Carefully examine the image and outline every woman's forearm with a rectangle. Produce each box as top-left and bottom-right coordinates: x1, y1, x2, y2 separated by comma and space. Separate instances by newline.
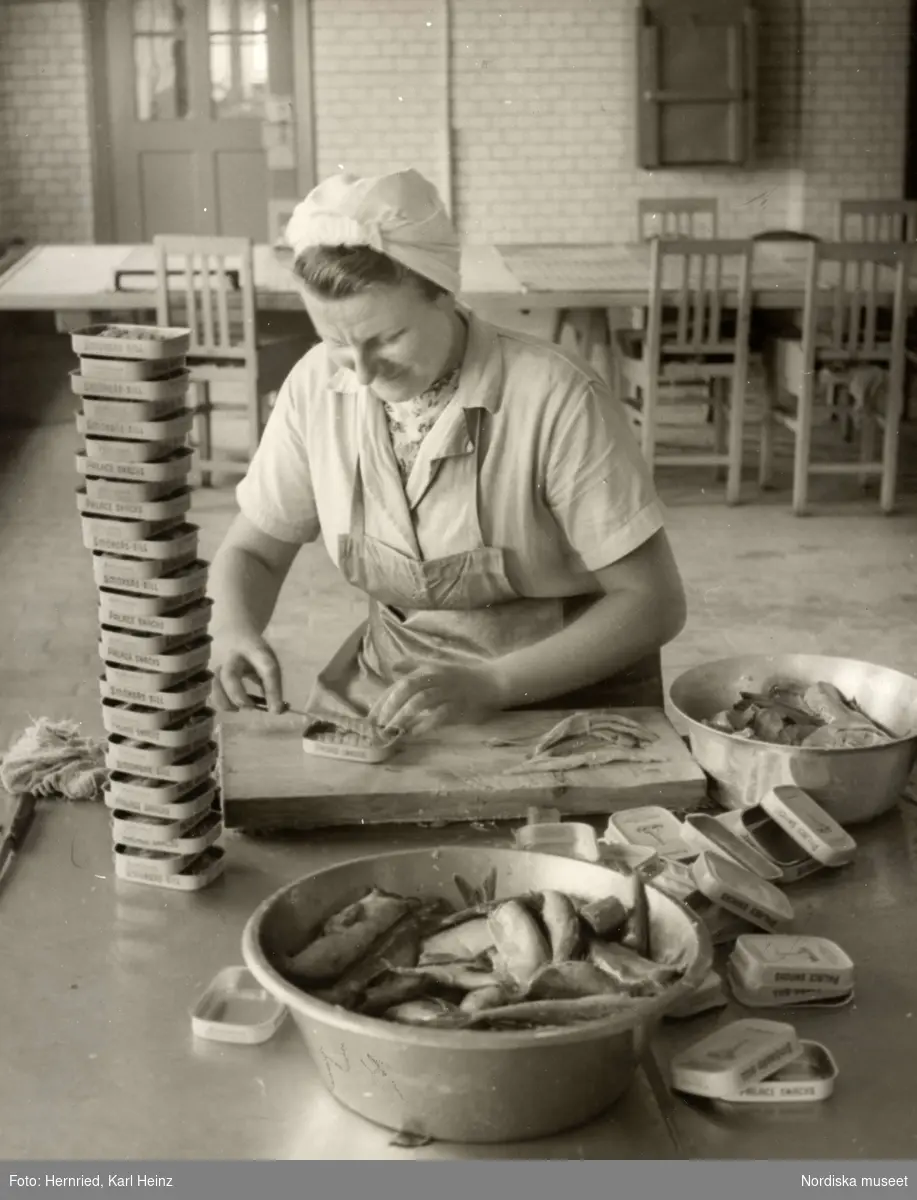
486, 585, 685, 710
209, 545, 285, 638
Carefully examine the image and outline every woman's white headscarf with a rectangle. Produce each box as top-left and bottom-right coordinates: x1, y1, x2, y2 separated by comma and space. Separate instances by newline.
285, 169, 461, 295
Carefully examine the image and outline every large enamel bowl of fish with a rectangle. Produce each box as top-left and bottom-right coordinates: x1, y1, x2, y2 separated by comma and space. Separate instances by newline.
669, 654, 917, 825
241, 846, 712, 1144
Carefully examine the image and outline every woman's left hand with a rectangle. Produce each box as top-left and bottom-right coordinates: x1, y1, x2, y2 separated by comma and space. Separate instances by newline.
369, 662, 505, 736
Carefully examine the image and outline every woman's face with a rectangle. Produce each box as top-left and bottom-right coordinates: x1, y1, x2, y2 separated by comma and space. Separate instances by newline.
300, 280, 459, 404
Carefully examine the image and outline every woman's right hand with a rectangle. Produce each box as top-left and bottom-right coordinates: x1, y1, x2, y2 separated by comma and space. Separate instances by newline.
211, 628, 286, 714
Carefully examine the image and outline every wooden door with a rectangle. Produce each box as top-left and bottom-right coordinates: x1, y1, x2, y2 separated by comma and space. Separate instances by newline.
104, 0, 295, 241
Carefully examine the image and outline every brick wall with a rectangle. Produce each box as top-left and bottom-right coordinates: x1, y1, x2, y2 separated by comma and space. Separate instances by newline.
797, 0, 911, 238
0, 0, 94, 243
0, 0, 910, 247
311, 0, 910, 244
312, 0, 449, 203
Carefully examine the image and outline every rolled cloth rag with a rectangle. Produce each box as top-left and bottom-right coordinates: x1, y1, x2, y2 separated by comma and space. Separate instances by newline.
0, 718, 107, 801
284, 168, 461, 294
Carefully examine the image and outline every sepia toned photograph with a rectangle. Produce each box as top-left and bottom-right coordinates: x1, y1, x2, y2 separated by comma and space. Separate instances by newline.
1, 0, 915, 1184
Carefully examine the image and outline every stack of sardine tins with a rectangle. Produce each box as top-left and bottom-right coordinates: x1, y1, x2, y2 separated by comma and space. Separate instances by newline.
71, 322, 224, 891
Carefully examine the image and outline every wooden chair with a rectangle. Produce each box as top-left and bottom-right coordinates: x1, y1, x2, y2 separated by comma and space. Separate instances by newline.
758, 241, 910, 515
838, 200, 917, 244
553, 199, 720, 372
840, 203, 917, 424
630, 200, 720, 376
638, 198, 718, 241
612, 238, 754, 505
154, 235, 315, 486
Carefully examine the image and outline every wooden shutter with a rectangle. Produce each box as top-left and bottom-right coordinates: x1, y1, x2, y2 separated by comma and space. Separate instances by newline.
637, 0, 757, 169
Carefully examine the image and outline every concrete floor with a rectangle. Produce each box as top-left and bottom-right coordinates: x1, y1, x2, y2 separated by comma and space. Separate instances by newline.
1, 312, 916, 747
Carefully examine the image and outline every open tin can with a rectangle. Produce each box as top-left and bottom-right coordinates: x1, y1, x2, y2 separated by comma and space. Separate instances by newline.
107, 741, 218, 787
103, 661, 198, 693
85, 474, 179, 504
76, 408, 194, 443
78, 486, 192, 525
726, 964, 854, 1010
191, 967, 286, 1045
71, 323, 192, 361
670, 1018, 801, 1099
99, 633, 212, 675
98, 585, 208, 619
716, 1040, 839, 1104
71, 366, 190, 403
79, 353, 185, 381
730, 933, 855, 991
77, 446, 194, 485
101, 700, 214, 746
105, 732, 215, 775
114, 844, 225, 891
100, 670, 213, 712
104, 778, 217, 822
112, 808, 222, 856
93, 554, 207, 594
83, 520, 199, 561
82, 434, 187, 464
99, 596, 212, 637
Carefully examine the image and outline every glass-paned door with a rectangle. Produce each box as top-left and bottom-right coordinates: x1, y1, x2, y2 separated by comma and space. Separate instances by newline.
105, 0, 293, 240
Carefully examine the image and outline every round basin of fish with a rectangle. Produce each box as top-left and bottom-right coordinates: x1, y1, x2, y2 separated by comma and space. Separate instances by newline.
241, 846, 711, 1144
669, 654, 917, 825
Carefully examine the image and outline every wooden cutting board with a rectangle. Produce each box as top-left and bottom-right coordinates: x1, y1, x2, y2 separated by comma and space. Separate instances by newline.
219, 707, 708, 831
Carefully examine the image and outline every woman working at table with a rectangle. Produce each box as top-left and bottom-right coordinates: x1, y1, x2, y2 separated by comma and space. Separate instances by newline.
208, 168, 687, 738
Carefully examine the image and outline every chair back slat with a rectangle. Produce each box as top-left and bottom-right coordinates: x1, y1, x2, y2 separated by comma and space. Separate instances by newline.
647, 238, 753, 359
710, 252, 723, 341
838, 199, 917, 244
153, 235, 256, 360
199, 255, 215, 347
638, 197, 718, 241
182, 258, 197, 344
216, 263, 232, 348
799, 241, 910, 369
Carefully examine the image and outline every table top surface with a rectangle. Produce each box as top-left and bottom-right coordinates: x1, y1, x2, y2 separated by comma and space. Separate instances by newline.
0, 240, 831, 313
3, 747, 917, 1160
0, 243, 524, 310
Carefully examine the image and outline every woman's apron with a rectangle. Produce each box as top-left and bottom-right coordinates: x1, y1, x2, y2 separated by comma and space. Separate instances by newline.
305, 407, 663, 729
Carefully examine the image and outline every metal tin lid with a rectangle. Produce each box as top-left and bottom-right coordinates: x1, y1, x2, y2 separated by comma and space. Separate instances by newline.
760, 786, 857, 867
602, 807, 694, 860
730, 934, 855, 992
191, 966, 286, 1045
669, 1018, 801, 1099
682, 814, 783, 881
691, 851, 794, 932
726, 963, 854, 1010
719, 1040, 839, 1104
515, 821, 601, 862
